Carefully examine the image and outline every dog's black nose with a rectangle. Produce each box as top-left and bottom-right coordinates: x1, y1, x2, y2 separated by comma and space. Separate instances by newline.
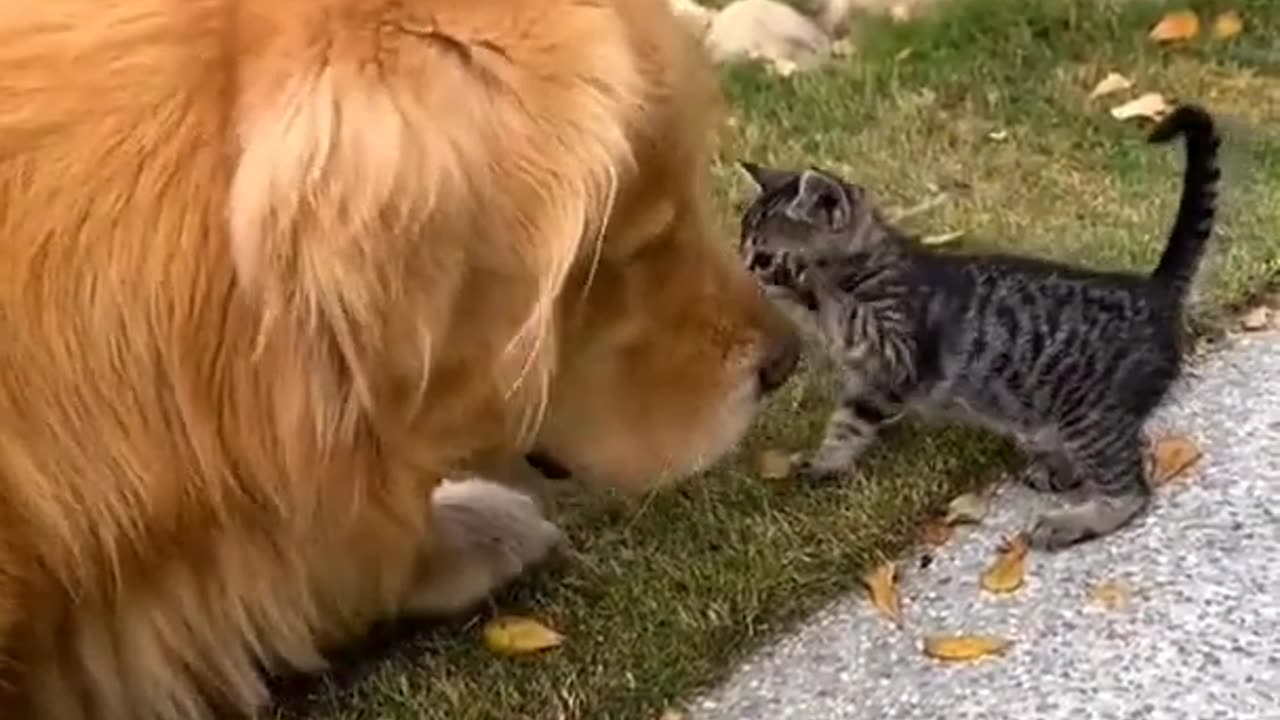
525, 451, 572, 479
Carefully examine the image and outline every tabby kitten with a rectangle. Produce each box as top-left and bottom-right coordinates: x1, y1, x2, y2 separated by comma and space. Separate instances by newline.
737, 104, 1221, 550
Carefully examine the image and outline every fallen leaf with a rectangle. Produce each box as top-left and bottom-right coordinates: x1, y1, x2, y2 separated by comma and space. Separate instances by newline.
980, 533, 1029, 595
1087, 580, 1136, 611
943, 492, 988, 525
1149, 10, 1200, 42
1240, 305, 1273, 331
757, 449, 793, 480
921, 516, 954, 546
863, 561, 904, 628
482, 615, 565, 657
1088, 71, 1134, 100
922, 634, 1011, 662
1110, 92, 1172, 122
1212, 10, 1244, 40
1150, 434, 1202, 486
920, 230, 965, 246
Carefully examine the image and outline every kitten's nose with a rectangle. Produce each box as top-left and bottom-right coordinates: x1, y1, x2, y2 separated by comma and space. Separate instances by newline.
759, 327, 801, 395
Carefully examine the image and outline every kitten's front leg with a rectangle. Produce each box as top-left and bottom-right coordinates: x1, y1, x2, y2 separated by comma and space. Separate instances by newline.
764, 284, 820, 337
794, 383, 902, 483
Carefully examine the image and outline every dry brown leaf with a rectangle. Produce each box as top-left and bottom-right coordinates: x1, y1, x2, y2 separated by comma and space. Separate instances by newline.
980, 533, 1029, 595
1110, 92, 1172, 122
1088, 72, 1134, 100
1149, 10, 1201, 42
482, 615, 565, 657
757, 449, 794, 480
944, 492, 988, 525
922, 634, 1011, 662
863, 561, 904, 628
1150, 434, 1202, 486
1212, 10, 1244, 40
921, 516, 954, 547
1240, 305, 1273, 331
1088, 580, 1136, 611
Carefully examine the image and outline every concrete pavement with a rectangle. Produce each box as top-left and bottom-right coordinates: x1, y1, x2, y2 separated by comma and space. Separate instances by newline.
691, 327, 1280, 720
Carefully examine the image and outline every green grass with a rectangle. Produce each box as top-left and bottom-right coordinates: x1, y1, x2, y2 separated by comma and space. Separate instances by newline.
275, 1, 1280, 718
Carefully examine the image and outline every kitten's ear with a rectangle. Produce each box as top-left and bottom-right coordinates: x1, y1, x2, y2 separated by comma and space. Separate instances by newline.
786, 170, 852, 230
738, 161, 796, 193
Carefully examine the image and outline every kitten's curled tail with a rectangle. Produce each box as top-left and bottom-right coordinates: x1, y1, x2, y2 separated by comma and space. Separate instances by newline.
1146, 103, 1222, 303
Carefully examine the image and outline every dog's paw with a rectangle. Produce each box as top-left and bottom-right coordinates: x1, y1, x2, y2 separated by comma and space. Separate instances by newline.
407, 479, 564, 615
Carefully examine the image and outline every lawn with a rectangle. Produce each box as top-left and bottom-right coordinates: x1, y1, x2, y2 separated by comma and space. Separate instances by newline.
273, 0, 1280, 718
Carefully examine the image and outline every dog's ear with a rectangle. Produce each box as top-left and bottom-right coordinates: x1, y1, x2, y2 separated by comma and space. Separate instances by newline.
738, 161, 796, 194
785, 170, 852, 230
226, 59, 449, 412
228, 67, 427, 296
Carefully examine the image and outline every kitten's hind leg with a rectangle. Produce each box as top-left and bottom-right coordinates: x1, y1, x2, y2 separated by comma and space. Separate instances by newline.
794, 385, 902, 483
1015, 449, 1082, 493
1027, 423, 1152, 551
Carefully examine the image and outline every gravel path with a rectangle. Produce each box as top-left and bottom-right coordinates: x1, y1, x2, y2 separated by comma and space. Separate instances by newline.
691, 328, 1280, 720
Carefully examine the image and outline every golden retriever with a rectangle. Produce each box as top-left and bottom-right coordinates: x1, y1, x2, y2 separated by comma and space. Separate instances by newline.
0, 0, 800, 717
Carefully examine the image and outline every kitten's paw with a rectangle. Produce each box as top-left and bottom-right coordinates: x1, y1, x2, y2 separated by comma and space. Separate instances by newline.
1028, 494, 1148, 551
791, 453, 847, 484
407, 479, 565, 615
1013, 456, 1082, 494
1027, 510, 1097, 551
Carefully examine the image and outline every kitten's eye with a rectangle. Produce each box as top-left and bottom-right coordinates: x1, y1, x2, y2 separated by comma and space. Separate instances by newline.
748, 251, 776, 272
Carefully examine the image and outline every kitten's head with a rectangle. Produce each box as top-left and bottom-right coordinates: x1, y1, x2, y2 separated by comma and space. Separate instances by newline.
736, 162, 878, 284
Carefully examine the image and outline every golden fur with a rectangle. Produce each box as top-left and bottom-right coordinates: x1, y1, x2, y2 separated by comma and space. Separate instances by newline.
0, 0, 799, 717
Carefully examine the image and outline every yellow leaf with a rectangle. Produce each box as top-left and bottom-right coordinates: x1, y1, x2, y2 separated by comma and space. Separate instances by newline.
921, 516, 953, 547
980, 533, 1029, 595
1088, 71, 1133, 100
1088, 580, 1136, 611
1109, 92, 1172, 122
1149, 10, 1200, 42
1150, 434, 1202, 486
1212, 11, 1244, 40
943, 492, 988, 525
863, 561, 904, 628
757, 449, 793, 480
922, 634, 1011, 662
482, 615, 565, 657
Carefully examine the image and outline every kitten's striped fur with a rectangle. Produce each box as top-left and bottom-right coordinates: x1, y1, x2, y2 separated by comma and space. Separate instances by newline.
738, 104, 1220, 550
